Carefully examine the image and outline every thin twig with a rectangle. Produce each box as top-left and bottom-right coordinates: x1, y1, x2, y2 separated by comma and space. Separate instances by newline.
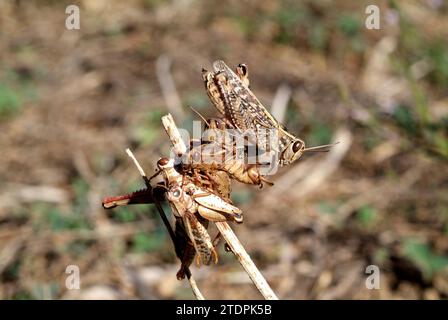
215, 222, 278, 300
161, 113, 187, 156
126, 149, 148, 180
161, 113, 278, 300
125, 148, 204, 300
156, 55, 185, 121
270, 83, 292, 124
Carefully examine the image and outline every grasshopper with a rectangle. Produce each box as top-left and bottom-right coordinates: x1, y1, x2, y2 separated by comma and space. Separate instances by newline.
181, 117, 273, 188
156, 157, 243, 274
185, 139, 272, 188
102, 157, 243, 279
202, 60, 333, 166
157, 157, 243, 225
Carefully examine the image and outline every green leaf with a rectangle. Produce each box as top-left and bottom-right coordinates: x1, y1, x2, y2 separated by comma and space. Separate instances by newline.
135, 109, 164, 145
45, 208, 90, 231
433, 132, 448, 158
338, 15, 360, 37
0, 85, 21, 118
72, 178, 90, 215
403, 239, 448, 279
308, 123, 333, 146
356, 205, 377, 227
427, 40, 448, 88
309, 24, 328, 50
115, 207, 137, 223
132, 232, 164, 253
317, 201, 338, 215
393, 105, 417, 134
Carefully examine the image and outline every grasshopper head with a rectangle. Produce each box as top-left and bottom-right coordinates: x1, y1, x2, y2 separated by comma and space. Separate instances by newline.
236, 63, 250, 87
280, 139, 305, 165
157, 157, 173, 170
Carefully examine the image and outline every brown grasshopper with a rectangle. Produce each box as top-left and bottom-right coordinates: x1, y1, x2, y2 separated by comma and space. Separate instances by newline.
202, 60, 333, 166
102, 156, 243, 279
157, 157, 243, 225
181, 117, 273, 188
156, 157, 242, 275
170, 155, 239, 279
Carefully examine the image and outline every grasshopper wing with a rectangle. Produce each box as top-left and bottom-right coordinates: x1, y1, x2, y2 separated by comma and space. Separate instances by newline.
212, 60, 281, 132
174, 218, 196, 280
182, 212, 217, 266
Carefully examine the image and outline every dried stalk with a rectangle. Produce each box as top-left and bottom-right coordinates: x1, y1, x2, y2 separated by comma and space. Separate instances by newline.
156, 55, 185, 121
161, 113, 187, 156
161, 113, 279, 300
125, 148, 204, 300
270, 83, 292, 124
215, 222, 278, 300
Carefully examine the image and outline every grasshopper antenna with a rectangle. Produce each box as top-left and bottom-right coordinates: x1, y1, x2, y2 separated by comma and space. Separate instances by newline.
189, 106, 210, 127
148, 169, 162, 182
303, 142, 339, 153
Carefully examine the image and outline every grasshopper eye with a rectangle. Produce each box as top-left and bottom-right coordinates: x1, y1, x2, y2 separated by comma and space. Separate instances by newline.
237, 64, 248, 76
292, 141, 304, 153
172, 188, 181, 198
157, 157, 169, 167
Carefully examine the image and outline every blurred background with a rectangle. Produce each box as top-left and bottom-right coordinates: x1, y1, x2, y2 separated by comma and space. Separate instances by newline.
0, 0, 447, 299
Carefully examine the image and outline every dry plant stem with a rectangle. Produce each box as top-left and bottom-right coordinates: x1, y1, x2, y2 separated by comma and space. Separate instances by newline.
156, 55, 185, 121
215, 222, 279, 300
161, 114, 278, 300
125, 148, 204, 300
184, 273, 205, 300
162, 113, 187, 156
270, 84, 292, 124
